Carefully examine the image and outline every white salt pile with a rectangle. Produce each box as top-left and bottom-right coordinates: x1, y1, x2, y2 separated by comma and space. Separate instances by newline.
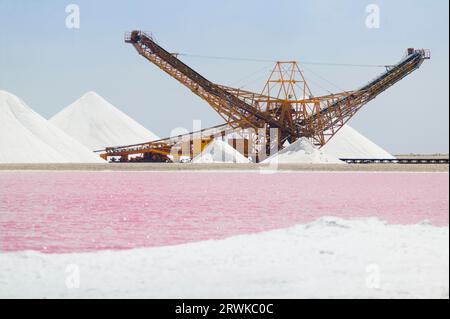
262, 137, 344, 164
323, 125, 395, 159
0, 90, 105, 164
192, 140, 250, 164
50, 92, 159, 150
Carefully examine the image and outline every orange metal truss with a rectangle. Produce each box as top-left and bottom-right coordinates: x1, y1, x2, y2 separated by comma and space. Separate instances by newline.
100, 31, 429, 162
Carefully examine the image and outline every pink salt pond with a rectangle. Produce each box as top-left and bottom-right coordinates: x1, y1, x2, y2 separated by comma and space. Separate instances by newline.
0, 171, 448, 253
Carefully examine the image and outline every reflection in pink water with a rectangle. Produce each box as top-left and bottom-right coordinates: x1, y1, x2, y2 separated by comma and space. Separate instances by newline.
0, 172, 448, 253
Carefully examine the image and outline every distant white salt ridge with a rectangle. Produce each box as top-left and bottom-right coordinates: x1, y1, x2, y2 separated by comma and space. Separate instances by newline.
192, 140, 250, 164
50, 92, 159, 151
323, 125, 395, 159
0, 90, 105, 164
262, 138, 344, 164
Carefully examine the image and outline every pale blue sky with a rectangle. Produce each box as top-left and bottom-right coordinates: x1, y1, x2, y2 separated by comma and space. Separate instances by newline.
0, 0, 448, 154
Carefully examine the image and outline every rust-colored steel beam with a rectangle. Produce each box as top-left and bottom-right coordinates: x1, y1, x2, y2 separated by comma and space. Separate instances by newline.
296, 49, 430, 146
125, 31, 296, 137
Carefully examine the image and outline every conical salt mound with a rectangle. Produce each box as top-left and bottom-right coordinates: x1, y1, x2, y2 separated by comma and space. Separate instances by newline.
262, 138, 344, 164
0, 90, 105, 163
192, 140, 250, 164
50, 92, 159, 151
322, 125, 395, 159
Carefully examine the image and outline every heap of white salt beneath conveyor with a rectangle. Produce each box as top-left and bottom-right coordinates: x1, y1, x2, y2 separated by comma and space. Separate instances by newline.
323, 125, 395, 159
0, 90, 105, 164
50, 92, 159, 151
262, 137, 344, 164
192, 140, 250, 164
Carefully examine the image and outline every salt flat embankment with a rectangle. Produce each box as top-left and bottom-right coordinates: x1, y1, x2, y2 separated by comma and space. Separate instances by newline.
0, 162, 447, 172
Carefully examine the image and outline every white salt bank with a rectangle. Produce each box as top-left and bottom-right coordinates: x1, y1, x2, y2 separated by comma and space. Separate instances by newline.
193, 140, 250, 164
1, 218, 447, 298
50, 92, 159, 151
0, 90, 105, 164
263, 138, 344, 164
323, 125, 395, 159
